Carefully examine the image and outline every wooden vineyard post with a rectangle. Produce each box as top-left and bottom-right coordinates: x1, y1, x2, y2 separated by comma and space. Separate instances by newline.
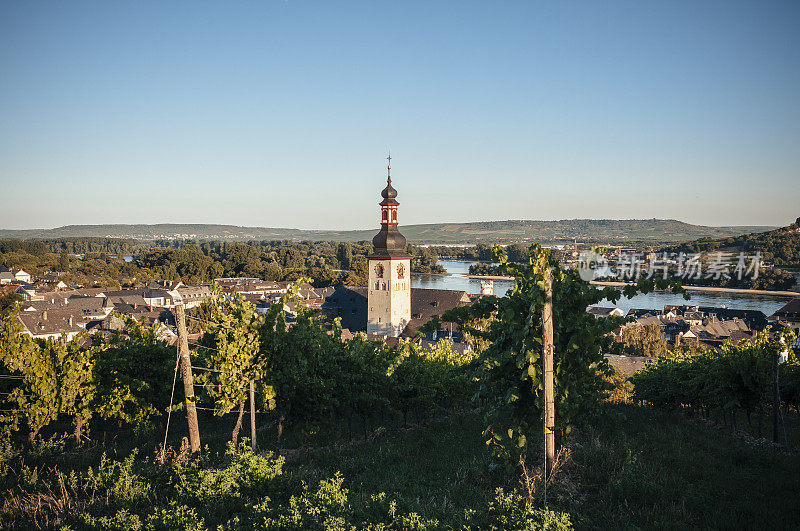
250, 380, 257, 451
176, 302, 201, 455
542, 267, 556, 476
773, 344, 780, 443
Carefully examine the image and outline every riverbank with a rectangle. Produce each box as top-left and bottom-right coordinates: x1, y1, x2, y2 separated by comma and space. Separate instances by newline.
422, 262, 793, 314
589, 280, 799, 298
462, 274, 798, 298
466, 274, 515, 281
457, 275, 800, 298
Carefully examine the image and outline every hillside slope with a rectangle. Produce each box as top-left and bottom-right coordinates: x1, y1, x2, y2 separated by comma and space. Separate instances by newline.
0, 219, 775, 244
664, 217, 800, 267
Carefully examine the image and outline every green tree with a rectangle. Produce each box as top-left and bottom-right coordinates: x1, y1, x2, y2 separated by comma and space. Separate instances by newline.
435, 244, 682, 465
620, 323, 668, 358
409, 245, 445, 274
58, 250, 70, 272
91, 318, 176, 427
199, 292, 267, 446
0, 314, 95, 443
337, 243, 353, 270
0, 293, 23, 315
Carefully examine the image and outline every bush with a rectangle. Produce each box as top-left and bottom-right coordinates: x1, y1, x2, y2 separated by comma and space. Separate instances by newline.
630, 327, 799, 423
1, 440, 572, 530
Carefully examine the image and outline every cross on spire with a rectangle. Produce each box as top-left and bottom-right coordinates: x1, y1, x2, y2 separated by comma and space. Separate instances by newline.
387, 150, 392, 183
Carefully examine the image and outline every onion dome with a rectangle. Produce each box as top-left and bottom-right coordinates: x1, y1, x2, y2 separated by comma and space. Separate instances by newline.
381, 179, 398, 201
372, 224, 407, 253
369, 154, 411, 259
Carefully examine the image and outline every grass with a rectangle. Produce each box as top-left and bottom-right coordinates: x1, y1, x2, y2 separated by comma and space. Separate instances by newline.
267, 404, 800, 529
7, 403, 799, 529
569, 404, 800, 529
707, 407, 800, 450
285, 411, 505, 525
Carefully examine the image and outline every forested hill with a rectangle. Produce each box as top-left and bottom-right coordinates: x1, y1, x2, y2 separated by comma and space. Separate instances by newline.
0, 219, 774, 244
664, 217, 800, 267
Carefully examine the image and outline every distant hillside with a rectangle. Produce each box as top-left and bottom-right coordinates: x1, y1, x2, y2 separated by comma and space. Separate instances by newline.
392, 220, 774, 245
663, 217, 800, 267
0, 220, 775, 245
0, 224, 309, 241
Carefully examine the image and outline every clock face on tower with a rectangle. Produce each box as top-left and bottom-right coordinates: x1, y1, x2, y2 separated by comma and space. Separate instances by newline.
397, 263, 405, 279
375, 263, 384, 278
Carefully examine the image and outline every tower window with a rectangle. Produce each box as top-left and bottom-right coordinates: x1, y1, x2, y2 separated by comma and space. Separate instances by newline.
375, 263, 384, 278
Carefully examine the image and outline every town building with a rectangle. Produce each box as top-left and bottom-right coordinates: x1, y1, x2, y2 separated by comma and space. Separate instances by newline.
322, 286, 471, 342
611, 305, 759, 351
215, 278, 287, 296
769, 298, 800, 332
176, 284, 212, 308
0, 266, 14, 284
11, 268, 31, 283
17, 308, 88, 341
626, 308, 661, 319
769, 299, 800, 351
21, 294, 114, 320
587, 306, 624, 318
366, 158, 412, 337
13, 283, 42, 301
322, 162, 472, 346
664, 305, 768, 331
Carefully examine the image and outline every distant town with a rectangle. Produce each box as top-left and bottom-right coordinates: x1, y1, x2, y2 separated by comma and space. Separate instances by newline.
2, 192, 799, 359
3, 264, 798, 356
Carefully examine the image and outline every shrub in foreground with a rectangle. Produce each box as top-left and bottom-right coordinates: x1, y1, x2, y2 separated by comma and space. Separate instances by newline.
1, 442, 571, 530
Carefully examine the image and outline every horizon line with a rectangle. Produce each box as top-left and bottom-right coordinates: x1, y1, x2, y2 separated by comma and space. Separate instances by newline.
0, 218, 782, 233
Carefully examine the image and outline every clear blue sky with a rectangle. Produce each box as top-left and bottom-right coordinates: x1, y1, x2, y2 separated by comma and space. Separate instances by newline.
1, 1, 799, 230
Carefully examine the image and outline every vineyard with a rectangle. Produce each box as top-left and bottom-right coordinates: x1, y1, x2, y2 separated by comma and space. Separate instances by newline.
0, 292, 479, 451
1, 245, 799, 529
630, 328, 800, 439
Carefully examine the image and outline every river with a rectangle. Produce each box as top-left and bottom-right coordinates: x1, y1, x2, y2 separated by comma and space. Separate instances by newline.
411, 260, 796, 316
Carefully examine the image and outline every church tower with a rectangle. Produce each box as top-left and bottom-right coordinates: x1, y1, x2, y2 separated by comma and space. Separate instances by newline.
367, 155, 412, 337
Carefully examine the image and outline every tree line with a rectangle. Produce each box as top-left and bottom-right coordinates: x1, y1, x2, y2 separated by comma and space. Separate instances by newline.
663, 216, 800, 268
0, 238, 446, 289
429, 243, 561, 264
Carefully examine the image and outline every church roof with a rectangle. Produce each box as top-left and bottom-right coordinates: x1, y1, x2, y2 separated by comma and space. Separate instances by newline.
321, 286, 368, 332
400, 288, 472, 338
371, 171, 410, 259
380, 180, 398, 203
322, 286, 472, 339
771, 298, 800, 321
371, 229, 410, 259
